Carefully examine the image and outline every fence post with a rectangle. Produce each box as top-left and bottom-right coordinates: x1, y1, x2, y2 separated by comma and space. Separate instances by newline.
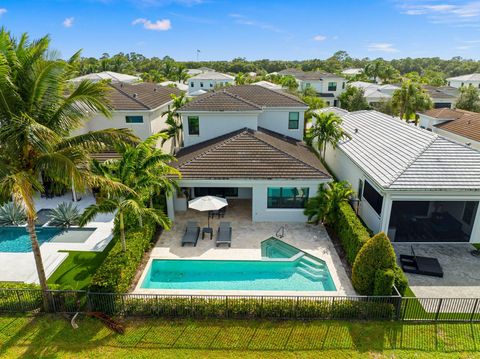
435, 298, 443, 322
225, 296, 228, 319
190, 295, 193, 318
470, 298, 478, 322
395, 295, 402, 321
260, 296, 264, 318
402, 297, 409, 321
121, 294, 126, 316
50, 291, 57, 313
16, 290, 24, 312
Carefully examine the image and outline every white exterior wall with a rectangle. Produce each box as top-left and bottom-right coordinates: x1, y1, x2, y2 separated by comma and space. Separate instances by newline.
188, 78, 235, 94
257, 108, 305, 140
181, 112, 259, 147
448, 80, 480, 89
417, 114, 449, 130
299, 78, 346, 104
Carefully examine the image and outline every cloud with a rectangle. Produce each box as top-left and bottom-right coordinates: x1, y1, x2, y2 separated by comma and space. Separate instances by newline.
0, 8, 7, 17
398, 1, 480, 25
367, 43, 399, 52
132, 18, 172, 31
313, 35, 327, 41
229, 13, 285, 33
62, 17, 74, 28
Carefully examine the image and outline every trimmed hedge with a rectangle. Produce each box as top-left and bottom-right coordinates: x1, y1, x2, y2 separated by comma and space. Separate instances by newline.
393, 265, 408, 296
90, 216, 157, 293
373, 269, 395, 296
332, 202, 371, 265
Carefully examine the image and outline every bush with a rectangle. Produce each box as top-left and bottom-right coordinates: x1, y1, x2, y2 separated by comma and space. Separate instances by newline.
393, 265, 408, 296
90, 214, 157, 293
333, 202, 371, 265
373, 269, 395, 296
351, 232, 396, 295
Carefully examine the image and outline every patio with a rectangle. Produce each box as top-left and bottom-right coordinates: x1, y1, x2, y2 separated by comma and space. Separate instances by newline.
136, 199, 355, 296
394, 243, 480, 298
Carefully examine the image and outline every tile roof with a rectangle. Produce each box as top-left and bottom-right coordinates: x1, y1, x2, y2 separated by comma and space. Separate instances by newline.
69, 71, 141, 83
427, 109, 480, 143
174, 128, 330, 180
189, 71, 235, 80
422, 85, 456, 99
447, 73, 480, 82
179, 85, 307, 112
107, 83, 183, 110
336, 110, 480, 191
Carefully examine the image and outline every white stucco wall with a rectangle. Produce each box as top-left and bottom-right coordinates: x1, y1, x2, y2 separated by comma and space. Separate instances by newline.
298, 78, 346, 101
448, 80, 480, 89
181, 112, 259, 147
257, 108, 306, 140
417, 114, 449, 130
188, 78, 235, 94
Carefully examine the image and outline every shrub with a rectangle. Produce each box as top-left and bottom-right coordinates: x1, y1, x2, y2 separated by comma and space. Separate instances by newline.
373, 269, 395, 296
90, 215, 157, 293
393, 264, 408, 296
333, 202, 371, 265
351, 232, 396, 295
0, 202, 27, 226
48, 202, 80, 227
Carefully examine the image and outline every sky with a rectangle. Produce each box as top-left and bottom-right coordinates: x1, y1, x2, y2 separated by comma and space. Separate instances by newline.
0, 0, 480, 61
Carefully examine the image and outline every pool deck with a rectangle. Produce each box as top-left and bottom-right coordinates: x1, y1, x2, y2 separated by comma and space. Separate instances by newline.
134, 199, 355, 297
0, 191, 114, 284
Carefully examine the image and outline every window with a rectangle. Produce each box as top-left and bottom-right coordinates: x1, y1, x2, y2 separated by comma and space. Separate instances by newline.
342, 82, 346, 89
188, 116, 199, 135
362, 180, 383, 215
288, 112, 300, 129
210, 83, 213, 88
125, 115, 143, 123
190, 82, 194, 87
328, 82, 337, 91
306, 83, 311, 88
462, 202, 478, 225
267, 187, 309, 209
200, 82, 204, 88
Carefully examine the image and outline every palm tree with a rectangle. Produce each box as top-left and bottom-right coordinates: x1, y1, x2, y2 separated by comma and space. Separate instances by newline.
391, 80, 433, 121
309, 112, 351, 160
0, 29, 136, 308
161, 94, 190, 151
174, 65, 188, 83
364, 60, 386, 83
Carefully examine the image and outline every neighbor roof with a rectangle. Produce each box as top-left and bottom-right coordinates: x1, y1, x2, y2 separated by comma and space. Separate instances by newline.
107, 83, 182, 110
336, 110, 480, 190
252, 80, 283, 91
69, 71, 140, 84
447, 73, 480, 82
425, 109, 480, 143
189, 71, 235, 80
174, 128, 330, 180
422, 85, 456, 100
179, 85, 307, 112
277, 69, 343, 81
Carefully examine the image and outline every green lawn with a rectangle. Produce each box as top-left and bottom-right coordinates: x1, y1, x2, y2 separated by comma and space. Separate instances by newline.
0, 315, 479, 358
47, 238, 116, 290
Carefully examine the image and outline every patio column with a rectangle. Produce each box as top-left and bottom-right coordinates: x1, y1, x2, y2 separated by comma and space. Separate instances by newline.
166, 194, 175, 221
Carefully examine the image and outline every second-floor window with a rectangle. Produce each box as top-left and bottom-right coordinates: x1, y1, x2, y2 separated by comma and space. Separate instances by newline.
288, 112, 299, 129
188, 116, 199, 135
200, 82, 204, 88
125, 115, 143, 123
328, 82, 337, 91
190, 82, 194, 87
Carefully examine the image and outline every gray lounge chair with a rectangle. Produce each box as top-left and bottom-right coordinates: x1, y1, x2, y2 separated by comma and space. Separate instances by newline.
216, 222, 232, 247
400, 246, 444, 278
182, 222, 200, 247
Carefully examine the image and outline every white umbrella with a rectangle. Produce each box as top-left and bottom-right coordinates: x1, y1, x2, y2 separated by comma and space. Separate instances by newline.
188, 195, 228, 228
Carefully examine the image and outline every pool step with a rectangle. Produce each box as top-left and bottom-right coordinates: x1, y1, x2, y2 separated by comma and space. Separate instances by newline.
296, 267, 328, 281
263, 243, 298, 259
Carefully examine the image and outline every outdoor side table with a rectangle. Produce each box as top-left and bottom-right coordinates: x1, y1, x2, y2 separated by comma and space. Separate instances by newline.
202, 227, 213, 240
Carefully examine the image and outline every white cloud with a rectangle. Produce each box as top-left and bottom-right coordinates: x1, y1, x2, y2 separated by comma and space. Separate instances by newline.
399, 1, 480, 25
229, 13, 285, 33
367, 43, 399, 52
62, 17, 74, 28
132, 18, 172, 31
313, 35, 327, 41
0, 8, 7, 17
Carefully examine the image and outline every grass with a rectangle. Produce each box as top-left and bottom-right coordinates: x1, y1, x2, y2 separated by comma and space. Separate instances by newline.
47, 238, 116, 290
0, 315, 479, 358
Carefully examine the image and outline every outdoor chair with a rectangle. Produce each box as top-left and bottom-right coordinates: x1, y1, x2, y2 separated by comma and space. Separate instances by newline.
399, 246, 444, 277
216, 222, 232, 247
181, 222, 200, 247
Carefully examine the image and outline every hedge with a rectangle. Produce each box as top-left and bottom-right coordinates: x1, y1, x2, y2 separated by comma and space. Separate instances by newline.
393, 265, 408, 296
90, 215, 157, 293
332, 202, 371, 265
373, 269, 395, 296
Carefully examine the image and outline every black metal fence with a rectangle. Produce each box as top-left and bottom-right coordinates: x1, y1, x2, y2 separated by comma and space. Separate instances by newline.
0, 288, 479, 322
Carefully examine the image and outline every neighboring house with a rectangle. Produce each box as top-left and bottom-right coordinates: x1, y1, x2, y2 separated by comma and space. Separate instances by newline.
278, 69, 346, 106
350, 81, 393, 106
165, 85, 330, 222
69, 71, 141, 84
159, 80, 189, 92
341, 68, 363, 76
324, 109, 480, 244
252, 80, 283, 91
447, 73, 480, 89
418, 108, 480, 150
422, 85, 458, 109
188, 71, 235, 95
75, 82, 182, 152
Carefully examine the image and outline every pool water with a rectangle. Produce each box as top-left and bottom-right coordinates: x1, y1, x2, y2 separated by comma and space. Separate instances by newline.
0, 227, 94, 253
141, 238, 336, 292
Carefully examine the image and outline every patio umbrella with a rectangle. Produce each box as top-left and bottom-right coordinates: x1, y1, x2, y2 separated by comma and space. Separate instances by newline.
188, 195, 228, 228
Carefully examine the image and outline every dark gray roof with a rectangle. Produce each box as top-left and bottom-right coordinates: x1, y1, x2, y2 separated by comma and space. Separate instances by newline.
107, 83, 183, 110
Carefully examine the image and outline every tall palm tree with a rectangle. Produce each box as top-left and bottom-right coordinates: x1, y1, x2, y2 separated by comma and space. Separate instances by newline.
161, 94, 190, 152
309, 112, 351, 160
391, 80, 433, 121
0, 29, 136, 308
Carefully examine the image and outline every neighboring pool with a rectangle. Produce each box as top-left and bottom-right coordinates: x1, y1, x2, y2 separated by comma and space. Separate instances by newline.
141, 238, 336, 292
0, 227, 95, 253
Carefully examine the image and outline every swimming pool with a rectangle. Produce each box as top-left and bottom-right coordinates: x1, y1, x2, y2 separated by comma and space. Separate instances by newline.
141, 238, 336, 292
0, 227, 95, 253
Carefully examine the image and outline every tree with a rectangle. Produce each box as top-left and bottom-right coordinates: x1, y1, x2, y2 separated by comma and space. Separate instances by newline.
304, 181, 354, 225
302, 93, 326, 137
309, 112, 351, 160
391, 80, 433, 121
338, 86, 370, 111
455, 85, 480, 112
161, 93, 190, 151
0, 29, 135, 308
364, 60, 386, 83
280, 75, 298, 92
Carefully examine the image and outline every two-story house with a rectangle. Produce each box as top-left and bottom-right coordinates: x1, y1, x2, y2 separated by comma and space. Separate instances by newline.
75, 82, 182, 153
165, 85, 332, 222
188, 71, 235, 96
447, 73, 480, 89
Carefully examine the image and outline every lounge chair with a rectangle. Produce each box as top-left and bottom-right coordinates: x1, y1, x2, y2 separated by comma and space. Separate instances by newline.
216, 222, 232, 247
399, 246, 444, 278
181, 222, 200, 247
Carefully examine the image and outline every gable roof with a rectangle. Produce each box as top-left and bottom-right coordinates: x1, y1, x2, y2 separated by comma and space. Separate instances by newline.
252, 80, 283, 91
107, 83, 182, 110
69, 71, 141, 84
189, 71, 235, 80
447, 73, 480, 82
174, 128, 330, 180
336, 110, 480, 191
179, 85, 307, 112
277, 68, 343, 81
426, 109, 480, 143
